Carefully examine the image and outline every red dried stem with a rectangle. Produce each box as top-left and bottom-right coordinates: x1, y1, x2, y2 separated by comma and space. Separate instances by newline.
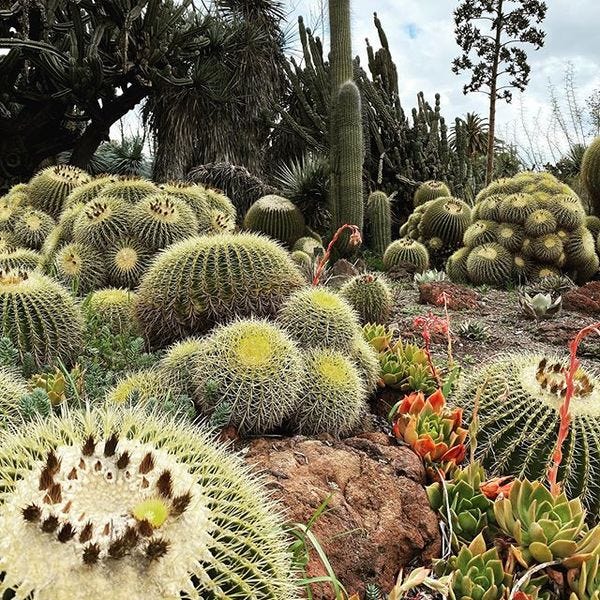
312, 224, 361, 286
547, 322, 600, 495
413, 312, 450, 388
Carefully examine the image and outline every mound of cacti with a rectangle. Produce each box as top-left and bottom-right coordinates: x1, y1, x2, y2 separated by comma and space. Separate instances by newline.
99, 177, 159, 204
383, 238, 430, 273
73, 196, 134, 249
0, 270, 84, 368
452, 172, 598, 285
136, 233, 305, 348
244, 194, 306, 247
339, 273, 393, 324
456, 353, 600, 514
64, 175, 117, 208
193, 319, 304, 435
0, 407, 296, 599
400, 196, 472, 266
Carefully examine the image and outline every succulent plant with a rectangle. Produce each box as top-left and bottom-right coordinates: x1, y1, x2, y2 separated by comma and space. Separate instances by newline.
585, 215, 600, 239
518, 291, 562, 319
497, 193, 539, 224
27, 165, 91, 218
414, 181, 451, 207
0, 248, 41, 272
446, 248, 470, 283
12, 208, 56, 250
494, 479, 600, 565
414, 269, 449, 286
390, 389, 467, 475
362, 322, 395, 353
427, 462, 494, 549
463, 221, 498, 249
296, 348, 367, 437
73, 196, 133, 249
0, 270, 84, 368
278, 286, 361, 351
157, 337, 207, 399
339, 273, 393, 324
527, 273, 576, 296
496, 222, 525, 252
0, 367, 28, 427
290, 250, 312, 268
136, 233, 305, 348
383, 238, 430, 273
105, 237, 153, 289
64, 175, 117, 208
582, 137, 600, 215
85, 288, 139, 336
53, 243, 107, 295
349, 335, 381, 394
243, 194, 306, 247
524, 209, 558, 237
568, 550, 600, 600
476, 195, 503, 221
446, 534, 511, 600
194, 319, 304, 435
456, 353, 600, 514
420, 197, 472, 247
203, 188, 238, 223
292, 236, 324, 257
551, 195, 586, 231
457, 320, 489, 341
131, 193, 199, 251
466, 243, 513, 286
99, 177, 158, 204
366, 191, 392, 255
0, 407, 296, 599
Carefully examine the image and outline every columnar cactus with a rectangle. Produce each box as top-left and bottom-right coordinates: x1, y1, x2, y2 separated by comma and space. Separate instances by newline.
365, 191, 392, 255
582, 137, 600, 215
243, 195, 306, 247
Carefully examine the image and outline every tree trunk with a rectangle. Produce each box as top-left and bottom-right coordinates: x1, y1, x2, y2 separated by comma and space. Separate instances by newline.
486, 0, 504, 186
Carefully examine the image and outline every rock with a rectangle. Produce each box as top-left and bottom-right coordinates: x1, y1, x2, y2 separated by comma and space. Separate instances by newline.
418, 282, 480, 310
563, 282, 600, 314
244, 433, 441, 598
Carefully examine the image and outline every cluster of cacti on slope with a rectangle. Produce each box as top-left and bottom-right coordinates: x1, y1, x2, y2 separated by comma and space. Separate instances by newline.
447, 171, 599, 286
0, 167, 237, 295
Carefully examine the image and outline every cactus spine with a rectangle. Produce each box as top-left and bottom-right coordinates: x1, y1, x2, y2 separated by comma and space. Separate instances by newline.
366, 191, 392, 255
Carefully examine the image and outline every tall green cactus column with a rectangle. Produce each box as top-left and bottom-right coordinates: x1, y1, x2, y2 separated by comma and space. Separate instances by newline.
328, 0, 364, 243
366, 190, 392, 255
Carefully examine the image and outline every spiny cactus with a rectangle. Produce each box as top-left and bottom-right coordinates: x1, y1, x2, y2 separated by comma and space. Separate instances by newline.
290, 250, 312, 268
0, 200, 22, 231
131, 193, 199, 252
243, 195, 306, 247
73, 196, 133, 249
53, 243, 107, 295
456, 353, 600, 514
106, 237, 153, 289
203, 188, 237, 223
85, 288, 139, 336
194, 319, 304, 435
581, 137, 600, 215
136, 233, 305, 348
157, 337, 207, 399
0, 367, 28, 427
12, 209, 56, 250
99, 177, 158, 204
420, 197, 472, 246
27, 165, 91, 218
466, 243, 516, 286
495, 222, 524, 252
292, 236, 324, 257
339, 273, 393, 324
551, 195, 586, 230
0, 270, 84, 368
350, 335, 381, 394
586, 215, 600, 239
446, 247, 470, 283
0, 407, 296, 599
383, 238, 429, 273
524, 208, 558, 237
64, 175, 117, 208
278, 286, 361, 351
296, 348, 367, 437
413, 181, 451, 207
0, 248, 41, 272
497, 193, 538, 224
366, 191, 392, 255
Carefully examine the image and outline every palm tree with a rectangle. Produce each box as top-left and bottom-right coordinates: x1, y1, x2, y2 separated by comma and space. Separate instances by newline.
450, 113, 490, 158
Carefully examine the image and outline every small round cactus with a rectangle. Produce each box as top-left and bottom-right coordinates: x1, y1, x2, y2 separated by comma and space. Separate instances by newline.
194, 319, 304, 434
0, 367, 28, 427
73, 196, 133, 249
0, 201, 22, 231
0, 270, 84, 367
383, 238, 429, 273
64, 175, 117, 208
12, 209, 56, 250
244, 195, 306, 247
296, 348, 367, 437
477, 195, 503, 221
446, 247, 470, 283
524, 209, 557, 237
27, 165, 91, 218
582, 136, 600, 215
339, 273, 393, 324
105, 237, 153, 289
463, 220, 498, 249
278, 287, 361, 351
419, 196, 472, 246
131, 193, 199, 251
350, 336, 380, 394
53, 243, 107, 295
204, 188, 237, 222
496, 223, 525, 252
85, 288, 139, 335
0, 407, 296, 599
497, 193, 538, 224
0, 248, 41, 272
585, 215, 600, 239
291, 250, 312, 268
466, 243, 513, 286
157, 337, 207, 398
413, 180, 451, 207
99, 177, 158, 203
136, 233, 305, 347
292, 236, 324, 257
531, 234, 564, 263
549, 194, 586, 230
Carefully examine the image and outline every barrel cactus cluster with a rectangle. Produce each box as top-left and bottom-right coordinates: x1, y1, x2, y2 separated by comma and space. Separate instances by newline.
448, 172, 599, 286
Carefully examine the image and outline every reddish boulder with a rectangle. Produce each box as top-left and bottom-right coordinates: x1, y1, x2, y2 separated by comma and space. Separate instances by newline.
244, 433, 441, 599
418, 282, 480, 310
563, 282, 600, 314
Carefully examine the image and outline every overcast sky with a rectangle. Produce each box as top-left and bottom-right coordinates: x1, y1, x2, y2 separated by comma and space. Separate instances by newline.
286, 0, 600, 166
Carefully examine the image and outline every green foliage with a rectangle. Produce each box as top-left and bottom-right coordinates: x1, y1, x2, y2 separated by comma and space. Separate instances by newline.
27, 166, 91, 218
582, 136, 600, 215
366, 191, 392, 255
90, 135, 152, 178
194, 319, 304, 435
457, 320, 489, 341
339, 273, 393, 324
456, 353, 600, 514
383, 239, 430, 273
136, 233, 305, 348
244, 195, 306, 247
0, 271, 83, 369
278, 286, 361, 351
52, 243, 107, 296
296, 348, 367, 437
